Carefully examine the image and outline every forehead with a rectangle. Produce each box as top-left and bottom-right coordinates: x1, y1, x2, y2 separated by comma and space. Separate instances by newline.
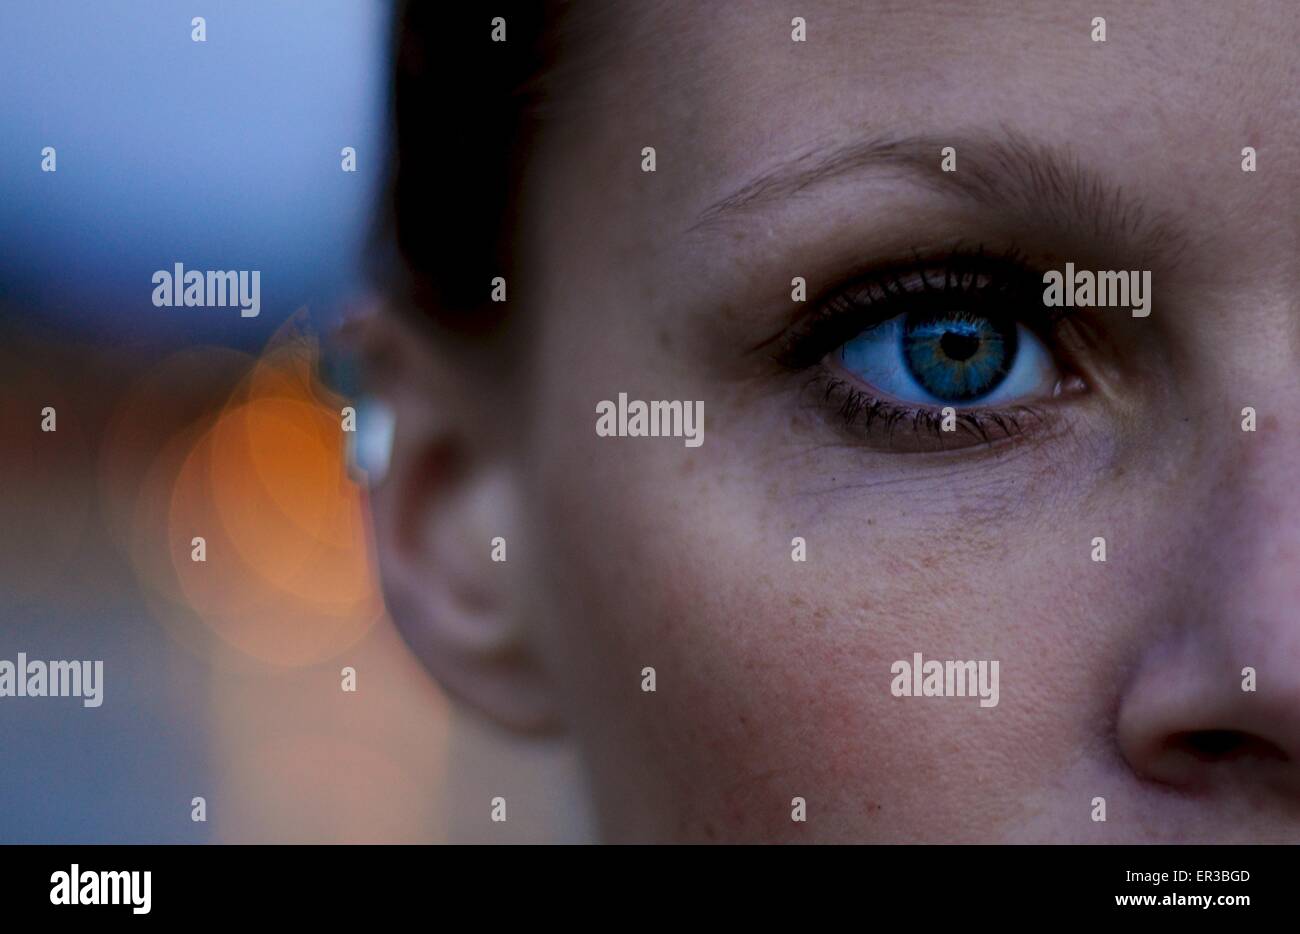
549, 0, 1297, 222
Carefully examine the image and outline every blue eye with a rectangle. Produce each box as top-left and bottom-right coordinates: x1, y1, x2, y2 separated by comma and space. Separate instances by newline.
838, 309, 1058, 406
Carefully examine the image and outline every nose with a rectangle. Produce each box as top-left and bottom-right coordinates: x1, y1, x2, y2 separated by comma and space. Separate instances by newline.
1117, 628, 1300, 796
1117, 432, 1300, 798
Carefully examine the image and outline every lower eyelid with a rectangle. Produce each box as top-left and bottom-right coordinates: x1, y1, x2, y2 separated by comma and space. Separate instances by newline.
805, 367, 1058, 453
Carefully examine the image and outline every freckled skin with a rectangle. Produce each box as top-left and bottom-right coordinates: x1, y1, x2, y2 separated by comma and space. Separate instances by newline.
387, 0, 1300, 842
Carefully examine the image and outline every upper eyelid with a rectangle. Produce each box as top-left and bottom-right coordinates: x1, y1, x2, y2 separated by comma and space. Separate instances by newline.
838, 256, 1043, 308
764, 251, 1055, 368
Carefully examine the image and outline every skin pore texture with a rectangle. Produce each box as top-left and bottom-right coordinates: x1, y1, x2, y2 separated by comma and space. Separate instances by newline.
372, 0, 1300, 841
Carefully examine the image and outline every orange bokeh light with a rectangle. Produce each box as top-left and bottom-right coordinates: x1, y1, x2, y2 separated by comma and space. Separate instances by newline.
157, 321, 384, 667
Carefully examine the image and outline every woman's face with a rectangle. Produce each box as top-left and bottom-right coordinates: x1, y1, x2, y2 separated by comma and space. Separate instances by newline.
438, 0, 1300, 841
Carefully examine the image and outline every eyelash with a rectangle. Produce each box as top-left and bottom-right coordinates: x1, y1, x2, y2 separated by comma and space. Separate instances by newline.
771, 247, 1080, 449
812, 375, 1046, 446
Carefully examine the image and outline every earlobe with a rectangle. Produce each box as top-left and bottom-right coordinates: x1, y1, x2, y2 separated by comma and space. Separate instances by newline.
352, 309, 563, 735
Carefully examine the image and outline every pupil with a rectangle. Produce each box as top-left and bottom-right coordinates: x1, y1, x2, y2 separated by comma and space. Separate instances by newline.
939, 330, 980, 362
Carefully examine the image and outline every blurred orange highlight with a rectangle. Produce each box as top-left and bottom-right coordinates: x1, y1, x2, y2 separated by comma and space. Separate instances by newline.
164, 318, 383, 667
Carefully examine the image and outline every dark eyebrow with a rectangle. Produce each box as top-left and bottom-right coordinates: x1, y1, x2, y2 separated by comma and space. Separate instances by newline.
691, 127, 1191, 269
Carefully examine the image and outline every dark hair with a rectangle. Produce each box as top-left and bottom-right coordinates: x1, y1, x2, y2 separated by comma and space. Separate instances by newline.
371, 2, 555, 336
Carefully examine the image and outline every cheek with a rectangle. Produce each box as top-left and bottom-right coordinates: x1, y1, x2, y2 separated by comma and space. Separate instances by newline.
520, 268, 1153, 839
527, 408, 1141, 840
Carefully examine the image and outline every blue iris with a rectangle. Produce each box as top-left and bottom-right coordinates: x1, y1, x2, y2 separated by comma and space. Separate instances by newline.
901, 312, 1017, 402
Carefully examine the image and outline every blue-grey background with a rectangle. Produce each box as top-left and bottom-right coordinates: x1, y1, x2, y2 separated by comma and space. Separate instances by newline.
0, 0, 388, 347
0, 0, 391, 842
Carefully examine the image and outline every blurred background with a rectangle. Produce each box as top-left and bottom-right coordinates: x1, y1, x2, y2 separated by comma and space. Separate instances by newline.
0, 0, 585, 843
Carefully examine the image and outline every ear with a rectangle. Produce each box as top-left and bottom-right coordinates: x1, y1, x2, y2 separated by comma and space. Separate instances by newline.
349, 306, 561, 734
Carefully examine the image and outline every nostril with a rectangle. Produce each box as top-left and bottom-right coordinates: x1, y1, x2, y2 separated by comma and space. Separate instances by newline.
1168, 729, 1290, 764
